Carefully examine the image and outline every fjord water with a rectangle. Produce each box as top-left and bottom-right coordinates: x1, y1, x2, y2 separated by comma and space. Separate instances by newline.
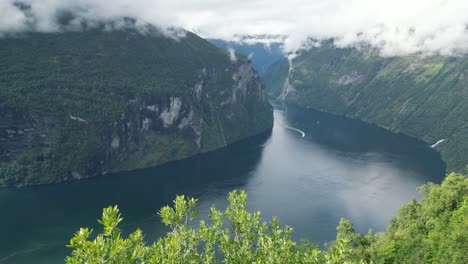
0, 106, 445, 263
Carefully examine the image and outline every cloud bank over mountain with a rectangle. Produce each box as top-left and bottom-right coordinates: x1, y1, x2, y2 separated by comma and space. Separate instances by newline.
1, 0, 467, 56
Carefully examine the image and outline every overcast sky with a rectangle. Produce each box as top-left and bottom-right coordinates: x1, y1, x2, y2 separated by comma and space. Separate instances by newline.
1, 0, 468, 56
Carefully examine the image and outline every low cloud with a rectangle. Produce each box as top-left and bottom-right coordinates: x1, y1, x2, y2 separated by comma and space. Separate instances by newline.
227, 48, 237, 62
1, 0, 468, 56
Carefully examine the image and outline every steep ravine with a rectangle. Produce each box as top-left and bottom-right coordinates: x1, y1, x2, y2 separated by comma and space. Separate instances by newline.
0, 30, 273, 187
263, 43, 467, 172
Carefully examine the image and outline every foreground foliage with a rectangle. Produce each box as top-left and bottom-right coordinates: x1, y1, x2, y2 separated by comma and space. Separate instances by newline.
67, 172, 467, 263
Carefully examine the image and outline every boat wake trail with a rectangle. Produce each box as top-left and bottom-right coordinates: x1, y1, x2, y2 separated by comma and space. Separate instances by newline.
431, 139, 447, 148
284, 126, 306, 137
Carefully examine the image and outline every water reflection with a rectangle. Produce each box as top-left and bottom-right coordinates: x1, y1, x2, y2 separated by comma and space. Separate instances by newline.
0, 132, 271, 263
196, 106, 444, 244
0, 106, 445, 263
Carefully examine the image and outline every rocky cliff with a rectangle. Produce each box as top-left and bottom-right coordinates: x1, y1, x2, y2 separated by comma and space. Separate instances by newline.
264, 41, 467, 172
0, 29, 273, 187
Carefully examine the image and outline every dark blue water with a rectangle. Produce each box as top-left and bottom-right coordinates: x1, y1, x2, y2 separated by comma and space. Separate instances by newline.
0, 106, 445, 263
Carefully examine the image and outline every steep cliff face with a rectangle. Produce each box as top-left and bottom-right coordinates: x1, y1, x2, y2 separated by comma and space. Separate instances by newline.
264, 42, 467, 172
0, 29, 273, 187
262, 58, 290, 98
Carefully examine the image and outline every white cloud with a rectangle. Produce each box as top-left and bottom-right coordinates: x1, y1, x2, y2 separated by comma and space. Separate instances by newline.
227, 48, 237, 62
1, 0, 467, 56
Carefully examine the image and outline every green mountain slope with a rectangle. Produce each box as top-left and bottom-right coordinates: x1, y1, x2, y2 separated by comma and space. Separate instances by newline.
262, 58, 289, 98
264, 42, 467, 172
0, 29, 273, 187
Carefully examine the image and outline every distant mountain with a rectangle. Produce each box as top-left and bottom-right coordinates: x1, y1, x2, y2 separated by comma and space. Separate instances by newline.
262, 58, 290, 98
0, 29, 273, 187
264, 41, 468, 172
209, 36, 285, 75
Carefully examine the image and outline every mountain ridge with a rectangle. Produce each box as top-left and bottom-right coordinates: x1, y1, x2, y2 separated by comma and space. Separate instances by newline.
0, 29, 273, 187
264, 42, 467, 172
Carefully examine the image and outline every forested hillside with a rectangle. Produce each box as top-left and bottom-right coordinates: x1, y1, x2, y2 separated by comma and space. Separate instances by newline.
264, 42, 468, 172
0, 29, 273, 187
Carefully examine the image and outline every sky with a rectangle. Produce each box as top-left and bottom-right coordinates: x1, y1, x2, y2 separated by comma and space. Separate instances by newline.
1, 0, 468, 56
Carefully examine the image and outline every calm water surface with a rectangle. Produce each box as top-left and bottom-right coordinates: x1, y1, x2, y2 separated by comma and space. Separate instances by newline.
0, 106, 445, 263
